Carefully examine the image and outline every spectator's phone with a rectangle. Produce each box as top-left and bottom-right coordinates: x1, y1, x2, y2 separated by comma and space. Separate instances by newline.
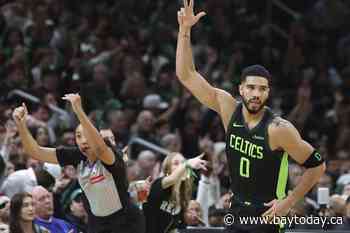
317, 187, 330, 206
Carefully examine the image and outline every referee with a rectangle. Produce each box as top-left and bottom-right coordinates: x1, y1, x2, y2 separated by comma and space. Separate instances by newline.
13, 94, 145, 233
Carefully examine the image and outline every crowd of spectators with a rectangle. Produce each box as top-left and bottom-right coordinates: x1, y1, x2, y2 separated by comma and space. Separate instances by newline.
0, 0, 350, 232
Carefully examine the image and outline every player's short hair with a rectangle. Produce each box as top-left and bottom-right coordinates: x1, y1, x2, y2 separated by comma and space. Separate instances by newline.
240, 64, 271, 84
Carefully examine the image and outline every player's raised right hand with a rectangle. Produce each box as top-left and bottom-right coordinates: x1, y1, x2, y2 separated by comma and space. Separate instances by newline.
12, 103, 28, 125
177, 0, 206, 30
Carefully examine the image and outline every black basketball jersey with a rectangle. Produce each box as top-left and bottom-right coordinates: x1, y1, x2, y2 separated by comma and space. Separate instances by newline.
225, 103, 288, 203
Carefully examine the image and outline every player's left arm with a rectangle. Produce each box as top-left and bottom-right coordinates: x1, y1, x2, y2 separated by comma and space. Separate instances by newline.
270, 118, 326, 207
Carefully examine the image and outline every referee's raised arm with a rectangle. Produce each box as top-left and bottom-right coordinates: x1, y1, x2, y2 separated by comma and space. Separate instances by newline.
13, 103, 58, 164
62, 93, 115, 165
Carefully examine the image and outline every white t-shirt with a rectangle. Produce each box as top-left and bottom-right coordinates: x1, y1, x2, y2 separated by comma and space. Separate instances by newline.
0, 168, 37, 198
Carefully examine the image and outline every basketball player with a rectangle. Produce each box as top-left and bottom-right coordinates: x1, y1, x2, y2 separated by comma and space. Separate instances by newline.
176, 0, 326, 232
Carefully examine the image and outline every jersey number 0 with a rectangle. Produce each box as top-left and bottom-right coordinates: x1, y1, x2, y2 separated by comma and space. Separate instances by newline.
240, 157, 250, 178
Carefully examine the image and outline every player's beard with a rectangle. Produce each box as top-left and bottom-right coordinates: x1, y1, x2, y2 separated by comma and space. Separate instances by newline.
241, 95, 267, 114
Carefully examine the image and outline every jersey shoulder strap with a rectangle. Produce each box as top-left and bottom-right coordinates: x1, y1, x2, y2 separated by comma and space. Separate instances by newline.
228, 102, 243, 127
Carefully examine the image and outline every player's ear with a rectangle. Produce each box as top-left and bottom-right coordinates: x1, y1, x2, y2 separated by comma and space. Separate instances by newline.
239, 84, 244, 96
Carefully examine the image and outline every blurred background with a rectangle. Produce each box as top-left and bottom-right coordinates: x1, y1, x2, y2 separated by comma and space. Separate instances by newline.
0, 0, 350, 232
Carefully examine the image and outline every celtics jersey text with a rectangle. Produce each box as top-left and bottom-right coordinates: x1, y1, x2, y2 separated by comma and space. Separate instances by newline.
225, 103, 288, 203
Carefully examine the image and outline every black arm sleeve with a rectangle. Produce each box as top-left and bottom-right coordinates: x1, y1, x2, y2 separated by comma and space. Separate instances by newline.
56, 146, 85, 167
100, 144, 126, 171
